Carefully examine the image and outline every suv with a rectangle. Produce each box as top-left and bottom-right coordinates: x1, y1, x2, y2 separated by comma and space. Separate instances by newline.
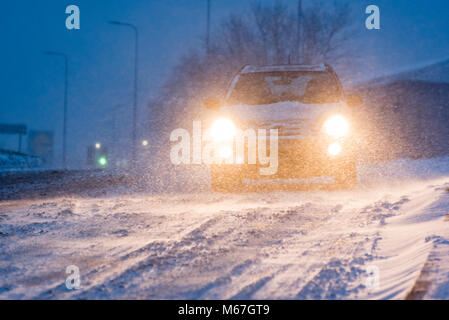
204, 64, 362, 192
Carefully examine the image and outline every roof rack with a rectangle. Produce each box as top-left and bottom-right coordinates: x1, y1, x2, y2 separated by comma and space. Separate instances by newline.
240, 64, 327, 74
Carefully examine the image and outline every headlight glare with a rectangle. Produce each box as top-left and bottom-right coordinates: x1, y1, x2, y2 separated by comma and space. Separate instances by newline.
328, 142, 342, 156
210, 118, 236, 142
323, 115, 349, 138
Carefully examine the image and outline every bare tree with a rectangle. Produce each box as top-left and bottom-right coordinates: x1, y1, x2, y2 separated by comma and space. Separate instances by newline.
213, 1, 353, 65
301, 2, 353, 63
251, 2, 294, 64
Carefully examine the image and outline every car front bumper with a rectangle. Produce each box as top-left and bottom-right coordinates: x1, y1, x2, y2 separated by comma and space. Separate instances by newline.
211, 138, 356, 180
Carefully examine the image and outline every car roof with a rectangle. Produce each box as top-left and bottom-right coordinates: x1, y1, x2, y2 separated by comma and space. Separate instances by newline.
240, 64, 328, 74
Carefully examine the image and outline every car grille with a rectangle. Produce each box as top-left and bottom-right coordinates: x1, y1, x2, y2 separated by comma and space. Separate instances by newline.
246, 119, 314, 138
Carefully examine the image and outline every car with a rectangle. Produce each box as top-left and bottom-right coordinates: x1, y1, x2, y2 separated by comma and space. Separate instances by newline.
203, 64, 363, 192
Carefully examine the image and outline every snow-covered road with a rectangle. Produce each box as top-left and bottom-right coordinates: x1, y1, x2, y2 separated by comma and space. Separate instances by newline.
1, 158, 449, 299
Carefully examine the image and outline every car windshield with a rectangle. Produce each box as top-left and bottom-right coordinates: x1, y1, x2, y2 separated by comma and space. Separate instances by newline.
227, 71, 341, 105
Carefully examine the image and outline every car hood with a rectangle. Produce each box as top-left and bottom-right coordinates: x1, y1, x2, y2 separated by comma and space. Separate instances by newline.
221, 101, 344, 138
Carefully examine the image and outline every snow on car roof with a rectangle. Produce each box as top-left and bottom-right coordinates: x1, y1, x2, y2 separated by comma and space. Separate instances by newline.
240, 64, 327, 74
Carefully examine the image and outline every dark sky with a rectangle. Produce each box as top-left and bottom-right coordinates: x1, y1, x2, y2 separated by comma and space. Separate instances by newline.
1, 0, 449, 167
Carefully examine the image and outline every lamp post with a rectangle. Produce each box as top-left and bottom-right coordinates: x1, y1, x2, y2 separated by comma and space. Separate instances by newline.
206, 0, 211, 55
108, 20, 139, 163
206, 0, 210, 55
44, 51, 68, 169
296, 0, 303, 63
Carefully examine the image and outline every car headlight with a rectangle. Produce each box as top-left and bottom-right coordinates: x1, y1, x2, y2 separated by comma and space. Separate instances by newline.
210, 118, 236, 142
323, 115, 349, 138
327, 142, 342, 156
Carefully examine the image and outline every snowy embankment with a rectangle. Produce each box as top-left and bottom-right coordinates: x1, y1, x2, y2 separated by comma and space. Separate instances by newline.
0, 157, 448, 299
0, 149, 42, 171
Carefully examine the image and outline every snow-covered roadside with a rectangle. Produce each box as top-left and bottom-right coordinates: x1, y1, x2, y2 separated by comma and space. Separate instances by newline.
0, 150, 42, 171
0, 157, 448, 299
358, 178, 449, 299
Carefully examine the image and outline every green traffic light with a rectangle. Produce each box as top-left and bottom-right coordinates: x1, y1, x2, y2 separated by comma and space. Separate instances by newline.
98, 156, 108, 167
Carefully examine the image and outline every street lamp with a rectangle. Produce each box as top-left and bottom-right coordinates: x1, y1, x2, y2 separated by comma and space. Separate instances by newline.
296, 0, 304, 63
44, 51, 68, 169
108, 20, 139, 164
206, 0, 211, 55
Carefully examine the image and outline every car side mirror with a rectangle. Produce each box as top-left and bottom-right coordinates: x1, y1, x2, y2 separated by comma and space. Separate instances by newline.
203, 98, 221, 111
346, 94, 363, 108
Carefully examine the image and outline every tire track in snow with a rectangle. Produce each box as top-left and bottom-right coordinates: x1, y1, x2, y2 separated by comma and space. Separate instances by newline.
2, 177, 449, 299
74, 202, 336, 299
